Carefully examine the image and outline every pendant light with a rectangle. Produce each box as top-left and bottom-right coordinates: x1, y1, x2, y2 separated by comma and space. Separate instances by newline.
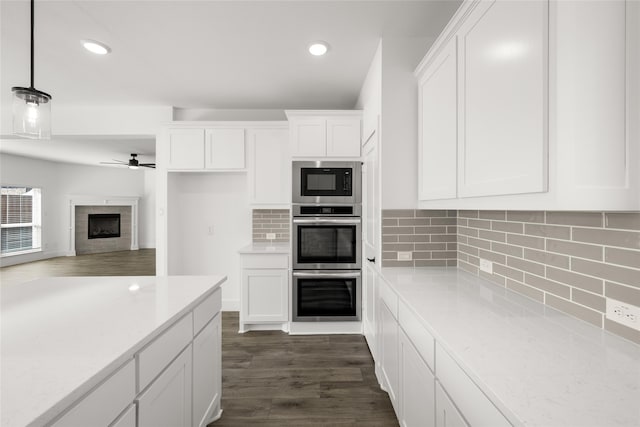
11, 0, 52, 139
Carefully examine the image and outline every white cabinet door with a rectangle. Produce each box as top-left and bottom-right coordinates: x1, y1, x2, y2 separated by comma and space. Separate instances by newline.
168, 129, 205, 170
109, 404, 136, 427
457, 0, 548, 197
193, 314, 221, 427
290, 118, 326, 157
363, 262, 377, 359
326, 118, 361, 157
138, 346, 193, 427
419, 37, 458, 201
379, 297, 399, 414
399, 329, 435, 427
248, 128, 290, 205
435, 381, 468, 427
205, 128, 245, 169
242, 268, 288, 322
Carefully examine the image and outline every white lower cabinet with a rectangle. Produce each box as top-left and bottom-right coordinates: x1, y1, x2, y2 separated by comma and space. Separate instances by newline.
138, 345, 193, 427
436, 381, 468, 427
435, 344, 511, 427
378, 279, 399, 414
109, 404, 136, 427
363, 262, 377, 358
52, 360, 136, 427
240, 253, 289, 332
193, 314, 222, 427
398, 328, 435, 427
371, 270, 512, 427
50, 289, 222, 427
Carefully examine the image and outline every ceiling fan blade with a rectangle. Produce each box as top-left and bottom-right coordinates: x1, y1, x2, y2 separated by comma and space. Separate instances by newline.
140, 164, 156, 168
99, 161, 126, 165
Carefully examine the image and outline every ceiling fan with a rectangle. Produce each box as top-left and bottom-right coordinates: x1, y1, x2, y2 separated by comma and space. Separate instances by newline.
100, 153, 155, 169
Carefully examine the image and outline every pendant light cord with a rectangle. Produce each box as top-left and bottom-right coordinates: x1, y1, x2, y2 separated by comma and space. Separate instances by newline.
30, 0, 34, 89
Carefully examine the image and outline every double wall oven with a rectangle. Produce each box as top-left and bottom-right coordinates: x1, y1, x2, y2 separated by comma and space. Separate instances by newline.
292, 161, 362, 322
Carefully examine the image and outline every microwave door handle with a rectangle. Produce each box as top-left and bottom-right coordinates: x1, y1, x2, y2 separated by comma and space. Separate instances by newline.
292, 218, 361, 225
292, 271, 361, 279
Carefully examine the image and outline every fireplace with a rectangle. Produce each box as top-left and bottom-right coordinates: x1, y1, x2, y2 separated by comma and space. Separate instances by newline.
88, 214, 121, 239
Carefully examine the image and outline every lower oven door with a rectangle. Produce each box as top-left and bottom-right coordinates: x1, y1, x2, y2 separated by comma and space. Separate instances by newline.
292, 270, 361, 322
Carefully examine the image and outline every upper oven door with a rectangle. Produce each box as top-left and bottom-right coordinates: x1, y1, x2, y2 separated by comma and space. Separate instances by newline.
292, 161, 361, 204
293, 217, 362, 269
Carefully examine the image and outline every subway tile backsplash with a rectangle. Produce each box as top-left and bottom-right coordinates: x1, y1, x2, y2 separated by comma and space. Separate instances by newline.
382, 210, 457, 267
381, 209, 640, 344
458, 210, 640, 345
252, 209, 289, 242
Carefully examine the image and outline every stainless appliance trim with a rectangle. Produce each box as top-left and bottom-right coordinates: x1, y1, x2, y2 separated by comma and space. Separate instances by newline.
293, 271, 361, 279
292, 161, 362, 204
292, 204, 362, 217
292, 269, 362, 322
293, 217, 361, 225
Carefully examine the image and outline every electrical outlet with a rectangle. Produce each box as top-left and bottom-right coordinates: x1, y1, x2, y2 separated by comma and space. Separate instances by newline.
606, 298, 640, 331
266, 233, 276, 240
397, 251, 413, 261
480, 259, 493, 274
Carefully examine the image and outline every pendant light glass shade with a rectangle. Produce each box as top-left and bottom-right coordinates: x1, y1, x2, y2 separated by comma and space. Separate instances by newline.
11, 0, 52, 140
12, 87, 52, 139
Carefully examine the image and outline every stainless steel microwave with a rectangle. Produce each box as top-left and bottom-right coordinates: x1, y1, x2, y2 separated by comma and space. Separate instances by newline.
292, 161, 362, 205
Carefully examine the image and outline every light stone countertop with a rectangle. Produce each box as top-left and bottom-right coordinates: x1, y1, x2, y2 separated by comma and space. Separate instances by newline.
238, 242, 291, 254
379, 267, 640, 427
1, 275, 226, 427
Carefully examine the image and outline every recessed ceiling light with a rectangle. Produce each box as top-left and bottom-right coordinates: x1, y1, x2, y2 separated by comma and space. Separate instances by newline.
308, 41, 329, 56
81, 39, 111, 55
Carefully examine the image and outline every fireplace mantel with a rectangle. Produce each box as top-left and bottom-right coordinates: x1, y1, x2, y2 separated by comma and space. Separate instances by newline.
67, 196, 139, 256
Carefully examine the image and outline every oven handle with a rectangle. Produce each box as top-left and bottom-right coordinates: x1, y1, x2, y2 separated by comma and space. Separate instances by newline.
292, 271, 362, 279
292, 217, 361, 225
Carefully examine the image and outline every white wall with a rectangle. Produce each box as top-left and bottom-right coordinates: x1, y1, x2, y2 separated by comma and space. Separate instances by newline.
139, 169, 157, 248
380, 36, 433, 209
167, 172, 251, 311
356, 41, 382, 142
0, 154, 154, 266
357, 37, 434, 210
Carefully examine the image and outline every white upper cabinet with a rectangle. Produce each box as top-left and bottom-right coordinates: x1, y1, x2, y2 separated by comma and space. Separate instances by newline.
286, 111, 362, 158
205, 128, 245, 169
290, 118, 326, 157
418, 36, 458, 201
457, 0, 548, 198
167, 128, 205, 170
415, 0, 640, 210
247, 127, 290, 206
326, 118, 362, 157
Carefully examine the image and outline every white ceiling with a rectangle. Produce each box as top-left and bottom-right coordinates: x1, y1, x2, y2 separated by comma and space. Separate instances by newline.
0, 0, 461, 167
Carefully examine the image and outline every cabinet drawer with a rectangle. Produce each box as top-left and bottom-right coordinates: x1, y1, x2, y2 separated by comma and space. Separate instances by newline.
435, 344, 512, 427
52, 359, 135, 427
193, 288, 222, 335
379, 278, 398, 319
242, 253, 289, 269
399, 300, 435, 372
138, 313, 193, 391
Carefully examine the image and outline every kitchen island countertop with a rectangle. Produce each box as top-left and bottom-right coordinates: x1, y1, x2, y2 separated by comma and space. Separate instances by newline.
1, 275, 225, 427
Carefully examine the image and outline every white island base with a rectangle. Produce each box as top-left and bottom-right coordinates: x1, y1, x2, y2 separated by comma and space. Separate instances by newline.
1, 275, 226, 427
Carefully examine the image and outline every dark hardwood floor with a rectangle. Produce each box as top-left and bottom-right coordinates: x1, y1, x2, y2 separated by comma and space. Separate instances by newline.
213, 312, 399, 427
0, 249, 155, 286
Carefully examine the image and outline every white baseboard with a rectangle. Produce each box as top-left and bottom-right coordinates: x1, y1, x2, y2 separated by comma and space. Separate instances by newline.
0, 250, 67, 267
